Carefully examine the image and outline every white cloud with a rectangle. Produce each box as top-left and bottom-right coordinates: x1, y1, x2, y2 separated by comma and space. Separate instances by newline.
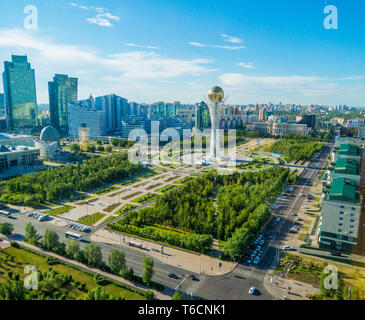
70, 3, 89, 10
126, 43, 160, 50
70, 3, 120, 27
0, 29, 217, 101
221, 34, 243, 43
189, 42, 245, 50
238, 62, 257, 69
189, 42, 207, 47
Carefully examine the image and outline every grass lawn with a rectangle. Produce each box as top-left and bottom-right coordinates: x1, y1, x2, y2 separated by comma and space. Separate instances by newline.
0, 246, 145, 300
122, 191, 142, 200
93, 185, 118, 195
285, 254, 365, 299
145, 183, 162, 190
132, 193, 160, 204
102, 215, 117, 225
77, 212, 106, 225
104, 203, 121, 213
116, 204, 138, 215
44, 205, 74, 216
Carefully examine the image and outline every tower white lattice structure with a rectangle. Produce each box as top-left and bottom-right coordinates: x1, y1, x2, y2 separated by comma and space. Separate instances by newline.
207, 86, 224, 160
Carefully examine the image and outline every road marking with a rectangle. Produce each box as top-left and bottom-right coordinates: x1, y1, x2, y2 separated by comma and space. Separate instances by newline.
185, 275, 208, 296
233, 268, 264, 281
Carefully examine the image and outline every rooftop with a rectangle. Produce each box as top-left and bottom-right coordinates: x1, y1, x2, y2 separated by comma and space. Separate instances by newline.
328, 177, 358, 203
338, 143, 360, 156
334, 157, 359, 175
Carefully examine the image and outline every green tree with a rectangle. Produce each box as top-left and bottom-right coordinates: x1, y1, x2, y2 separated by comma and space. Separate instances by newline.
0, 223, 14, 236
65, 239, 80, 259
142, 256, 154, 285
25, 222, 41, 245
0, 279, 26, 300
172, 291, 184, 300
108, 249, 126, 274
105, 145, 113, 153
70, 143, 80, 152
42, 229, 60, 251
83, 243, 103, 267
86, 144, 96, 153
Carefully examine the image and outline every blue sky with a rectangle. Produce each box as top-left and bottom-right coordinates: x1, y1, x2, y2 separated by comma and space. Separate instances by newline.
0, 0, 364, 106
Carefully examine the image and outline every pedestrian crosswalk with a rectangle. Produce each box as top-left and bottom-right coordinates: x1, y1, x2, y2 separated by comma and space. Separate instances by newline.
185, 275, 208, 296
233, 268, 265, 281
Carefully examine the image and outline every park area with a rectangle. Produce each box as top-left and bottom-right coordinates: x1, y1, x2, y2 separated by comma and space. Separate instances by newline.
0, 245, 146, 300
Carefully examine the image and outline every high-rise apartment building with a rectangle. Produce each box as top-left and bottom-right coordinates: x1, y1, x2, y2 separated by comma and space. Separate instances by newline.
95, 94, 129, 133
0, 93, 5, 117
2, 55, 38, 132
49, 74, 78, 135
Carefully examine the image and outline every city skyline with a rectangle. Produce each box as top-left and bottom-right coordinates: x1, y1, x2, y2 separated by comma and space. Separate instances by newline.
0, 1, 365, 107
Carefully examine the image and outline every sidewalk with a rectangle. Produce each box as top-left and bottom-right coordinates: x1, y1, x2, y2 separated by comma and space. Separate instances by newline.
14, 240, 171, 300
263, 272, 318, 300
91, 229, 236, 276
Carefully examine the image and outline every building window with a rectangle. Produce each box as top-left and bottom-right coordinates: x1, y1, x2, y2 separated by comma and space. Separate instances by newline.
349, 225, 354, 228
349, 231, 353, 235
351, 213, 356, 217
338, 223, 343, 227
339, 211, 344, 215
350, 219, 355, 223
351, 207, 356, 211
338, 229, 342, 233
340, 205, 344, 209
338, 217, 344, 221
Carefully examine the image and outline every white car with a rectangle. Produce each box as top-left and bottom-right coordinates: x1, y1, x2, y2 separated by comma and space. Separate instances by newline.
282, 245, 294, 251
249, 287, 256, 295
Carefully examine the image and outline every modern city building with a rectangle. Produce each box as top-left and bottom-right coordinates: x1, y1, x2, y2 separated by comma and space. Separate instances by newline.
297, 114, 318, 130
68, 96, 105, 138
320, 138, 363, 253
195, 101, 211, 130
246, 121, 311, 136
95, 94, 129, 133
49, 74, 78, 135
0, 132, 35, 147
120, 116, 146, 139
0, 145, 40, 171
2, 55, 38, 132
34, 126, 61, 160
0, 93, 5, 117
258, 108, 268, 121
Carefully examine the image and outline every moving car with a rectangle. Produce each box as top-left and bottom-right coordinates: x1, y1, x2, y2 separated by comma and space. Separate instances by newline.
282, 245, 294, 251
168, 273, 179, 279
249, 287, 256, 295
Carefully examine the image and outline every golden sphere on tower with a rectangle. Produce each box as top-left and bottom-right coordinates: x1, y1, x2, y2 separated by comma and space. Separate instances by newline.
208, 86, 224, 103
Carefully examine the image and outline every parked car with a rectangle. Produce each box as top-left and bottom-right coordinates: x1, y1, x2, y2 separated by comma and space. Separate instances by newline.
282, 245, 294, 251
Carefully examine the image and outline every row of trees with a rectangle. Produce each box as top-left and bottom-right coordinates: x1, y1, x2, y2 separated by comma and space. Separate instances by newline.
1, 153, 146, 207
24, 223, 156, 288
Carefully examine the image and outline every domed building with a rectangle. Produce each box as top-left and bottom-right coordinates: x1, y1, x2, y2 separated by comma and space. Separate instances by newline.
39, 126, 60, 146
35, 126, 61, 160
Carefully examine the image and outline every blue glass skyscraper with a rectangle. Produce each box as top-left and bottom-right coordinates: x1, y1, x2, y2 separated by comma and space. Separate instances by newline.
2, 55, 38, 132
49, 74, 78, 135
